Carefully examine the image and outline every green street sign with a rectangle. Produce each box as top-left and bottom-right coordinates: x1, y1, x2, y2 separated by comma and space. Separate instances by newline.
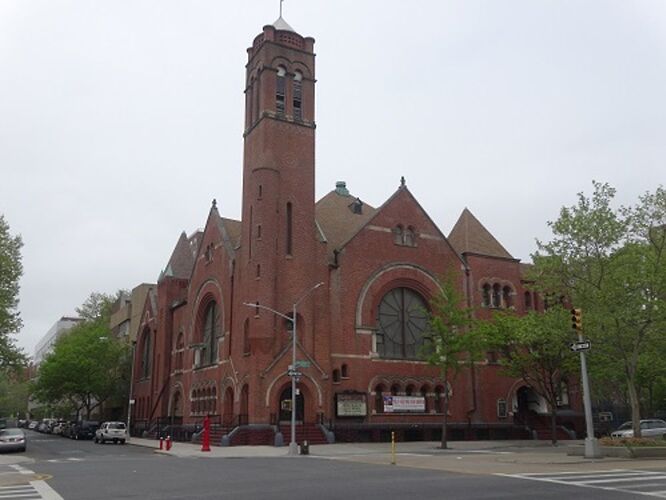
295, 360, 311, 369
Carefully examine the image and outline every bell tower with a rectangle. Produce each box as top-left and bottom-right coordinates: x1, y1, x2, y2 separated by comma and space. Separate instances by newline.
240, 17, 317, 340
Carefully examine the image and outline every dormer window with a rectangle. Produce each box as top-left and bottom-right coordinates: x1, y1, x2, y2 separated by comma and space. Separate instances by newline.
293, 71, 303, 121
276, 66, 286, 115
349, 198, 363, 215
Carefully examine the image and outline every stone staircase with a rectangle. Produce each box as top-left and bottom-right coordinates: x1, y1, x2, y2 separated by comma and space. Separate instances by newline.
279, 423, 328, 445
534, 425, 574, 441
191, 424, 231, 446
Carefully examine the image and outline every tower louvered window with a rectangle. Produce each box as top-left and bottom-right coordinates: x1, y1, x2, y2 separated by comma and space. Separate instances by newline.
276, 66, 286, 115
293, 71, 302, 121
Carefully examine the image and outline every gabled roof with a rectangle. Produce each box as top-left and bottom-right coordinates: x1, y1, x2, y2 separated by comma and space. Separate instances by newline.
162, 230, 202, 280
448, 208, 513, 259
219, 217, 241, 250
315, 188, 376, 259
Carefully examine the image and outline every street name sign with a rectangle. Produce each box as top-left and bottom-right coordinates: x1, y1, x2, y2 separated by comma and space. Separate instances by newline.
294, 360, 311, 369
570, 340, 591, 352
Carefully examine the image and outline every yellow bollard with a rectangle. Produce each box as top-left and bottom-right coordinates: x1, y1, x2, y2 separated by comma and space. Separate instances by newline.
391, 431, 396, 465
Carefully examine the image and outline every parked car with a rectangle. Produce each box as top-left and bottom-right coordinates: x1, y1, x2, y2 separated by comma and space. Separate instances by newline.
70, 421, 99, 440
28, 421, 38, 430
611, 419, 666, 439
0, 428, 26, 453
94, 422, 127, 444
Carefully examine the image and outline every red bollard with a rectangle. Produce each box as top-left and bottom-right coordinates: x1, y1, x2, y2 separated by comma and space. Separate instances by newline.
201, 415, 211, 452
166, 436, 172, 451
159, 437, 164, 450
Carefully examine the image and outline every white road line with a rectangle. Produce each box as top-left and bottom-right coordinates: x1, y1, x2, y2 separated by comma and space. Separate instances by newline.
578, 475, 666, 485
9, 464, 34, 475
550, 471, 663, 481
514, 469, 629, 476
31, 480, 64, 500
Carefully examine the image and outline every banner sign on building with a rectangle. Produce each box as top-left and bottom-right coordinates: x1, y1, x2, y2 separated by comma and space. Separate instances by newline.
336, 393, 367, 417
383, 396, 425, 413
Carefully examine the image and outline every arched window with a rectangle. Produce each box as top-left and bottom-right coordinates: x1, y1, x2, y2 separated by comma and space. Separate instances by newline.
140, 330, 151, 379
332, 369, 341, 383
175, 332, 184, 371
276, 66, 286, 114
375, 384, 385, 414
376, 288, 429, 359
503, 286, 513, 308
524, 291, 532, 310
404, 226, 416, 247
482, 284, 491, 307
341, 364, 349, 378
243, 319, 251, 355
293, 71, 303, 121
253, 77, 260, 123
393, 225, 403, 245
256, 264, 261, 278
257, 224, 262, 239
286, 202, 293, 255
258, 184, 263, 199
201, 301, 219, 365
390, 384, 400, 396
492, 284, 502, 308
405, 384, 414, 396
420, 386, 429, 412
434, 386, 444, 413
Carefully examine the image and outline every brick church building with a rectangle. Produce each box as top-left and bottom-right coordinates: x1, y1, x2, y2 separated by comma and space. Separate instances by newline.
130, 15, 582, 445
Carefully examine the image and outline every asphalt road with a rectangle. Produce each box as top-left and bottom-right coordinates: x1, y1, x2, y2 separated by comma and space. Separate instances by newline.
3, 431, 650, 499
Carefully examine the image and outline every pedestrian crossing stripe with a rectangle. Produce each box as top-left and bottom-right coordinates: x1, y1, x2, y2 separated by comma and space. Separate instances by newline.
0, 484, 41, 499
498, 469, 666, 498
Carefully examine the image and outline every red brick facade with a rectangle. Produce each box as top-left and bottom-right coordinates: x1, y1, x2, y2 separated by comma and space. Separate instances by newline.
130, 18, 582, 444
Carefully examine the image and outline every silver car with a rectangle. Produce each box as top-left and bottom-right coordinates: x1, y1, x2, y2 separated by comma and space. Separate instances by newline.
611, 419, 666, 438
0, 428, 27, 452
94, 421, 127, 444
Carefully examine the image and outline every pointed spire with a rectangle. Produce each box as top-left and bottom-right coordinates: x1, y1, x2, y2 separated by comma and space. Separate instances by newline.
448, 208, 513, 259
400, 176, 406, 189
212, 198, 217, 210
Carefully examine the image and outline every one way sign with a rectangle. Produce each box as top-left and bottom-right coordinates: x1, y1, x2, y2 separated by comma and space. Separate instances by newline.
570, 340, 591, 352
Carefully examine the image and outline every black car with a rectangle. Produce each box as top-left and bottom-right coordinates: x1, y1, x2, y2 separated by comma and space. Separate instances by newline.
70, 421, 99, 440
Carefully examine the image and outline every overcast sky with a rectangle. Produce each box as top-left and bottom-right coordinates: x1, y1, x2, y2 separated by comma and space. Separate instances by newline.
1, 0, 664, 356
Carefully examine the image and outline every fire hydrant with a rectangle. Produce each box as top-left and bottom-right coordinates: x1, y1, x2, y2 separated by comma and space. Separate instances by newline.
201, 415, 211, 452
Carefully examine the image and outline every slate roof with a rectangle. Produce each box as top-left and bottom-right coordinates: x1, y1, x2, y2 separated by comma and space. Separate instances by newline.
315, 189, 376, 259
448, 208, 514, 259
162, 230, 203, 280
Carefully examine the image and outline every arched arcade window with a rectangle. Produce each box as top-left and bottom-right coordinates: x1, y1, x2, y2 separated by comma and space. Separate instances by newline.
201, 301, 219, 366
376, 288, 429, 360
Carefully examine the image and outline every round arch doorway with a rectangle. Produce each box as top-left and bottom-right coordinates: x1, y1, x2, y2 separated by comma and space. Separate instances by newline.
279, 386, 304, 423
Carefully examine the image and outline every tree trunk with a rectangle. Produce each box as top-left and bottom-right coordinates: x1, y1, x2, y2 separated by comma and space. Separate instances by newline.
441, 386, 449, 449
550, 406, 558, 446
627, 379, 642, 438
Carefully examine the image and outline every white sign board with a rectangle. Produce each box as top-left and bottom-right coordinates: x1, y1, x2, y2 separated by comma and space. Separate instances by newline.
336, 393, 367, 417
383, 396, 425, 413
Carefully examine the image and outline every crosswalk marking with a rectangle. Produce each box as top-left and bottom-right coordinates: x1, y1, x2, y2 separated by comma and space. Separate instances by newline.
498, 469, 666, 498
0, 484, 41, 499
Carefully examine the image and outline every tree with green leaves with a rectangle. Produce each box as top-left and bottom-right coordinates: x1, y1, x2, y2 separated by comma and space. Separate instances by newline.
480, 307, 578, 444
32, 317, 129, 419
0, 215, 26, 370
75, 290, 127, 322
532, 182, 666, 437
424, 277, 487, 449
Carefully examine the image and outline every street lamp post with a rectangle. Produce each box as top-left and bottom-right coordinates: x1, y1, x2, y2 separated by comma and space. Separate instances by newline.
244, 281, 323, 456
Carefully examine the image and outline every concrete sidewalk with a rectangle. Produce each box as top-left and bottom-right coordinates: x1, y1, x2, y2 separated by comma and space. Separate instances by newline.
127, 437, 666, 475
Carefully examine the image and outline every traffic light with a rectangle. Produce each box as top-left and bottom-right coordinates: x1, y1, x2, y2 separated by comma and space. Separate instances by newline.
571, 308, 583, 331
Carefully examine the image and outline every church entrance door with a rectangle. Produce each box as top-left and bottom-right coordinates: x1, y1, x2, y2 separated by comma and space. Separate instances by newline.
278, 387, 304, 423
